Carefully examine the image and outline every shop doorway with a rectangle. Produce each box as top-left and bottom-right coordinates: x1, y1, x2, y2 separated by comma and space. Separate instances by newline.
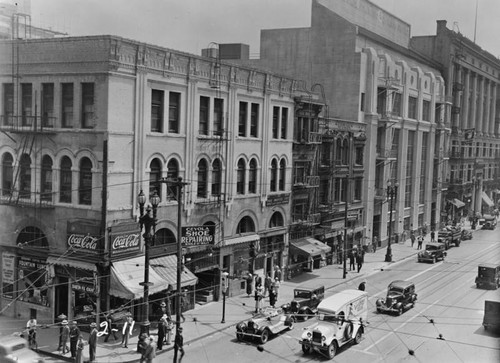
55, 277, 68, 320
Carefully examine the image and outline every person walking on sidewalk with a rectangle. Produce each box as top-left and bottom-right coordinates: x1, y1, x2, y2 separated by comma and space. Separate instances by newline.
69, 321, 80, 358
246, 273, 253, 297
356, 250, 364, 273
348, 250, 355, 271
255, 284, 264, 313
264, 273, 272, 298
430, 230, 436, 242
410, 231, 416, 248
103, 310, 119, 342
121, 312, 134, 348
372, 236, 378, 252
144, 337, 156, 363
88, 322, 98, 363
417, 235, 423, 250
75, 335, 84, 363
59, 319, 69, 355
175, 327, 185, 361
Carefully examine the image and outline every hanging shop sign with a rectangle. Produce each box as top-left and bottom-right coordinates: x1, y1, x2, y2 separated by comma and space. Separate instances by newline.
67, 220, 103, 255
110, 221, 142, 257
2, 252, 15, 299
181, 225, 216, 246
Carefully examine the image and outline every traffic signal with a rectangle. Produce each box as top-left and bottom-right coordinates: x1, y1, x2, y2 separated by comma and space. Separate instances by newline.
249, 242, 256, 258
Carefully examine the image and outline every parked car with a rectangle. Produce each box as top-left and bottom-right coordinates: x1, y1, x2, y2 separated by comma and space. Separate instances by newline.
0, 335, 45, 363
481, 215, 497, 230
417, 243, 447, 263
300, 290, 368, 359
376, 280, 417, 315
461, 229, 473, 240
235, 307, 294, 344
483, 300, 500, 331
281, 285, 325, 321
475, 263, 500, 290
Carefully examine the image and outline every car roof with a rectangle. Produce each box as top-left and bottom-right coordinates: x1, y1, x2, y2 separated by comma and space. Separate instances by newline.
426, 243, 444, 247
389, 280, 414, 289
294, 285, 324, 291
318, 289, 367, 312
479, 263, 500, 269
0, 335, 27, 346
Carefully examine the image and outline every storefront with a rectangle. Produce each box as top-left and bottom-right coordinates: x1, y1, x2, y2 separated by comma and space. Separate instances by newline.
288, 237, 331, 278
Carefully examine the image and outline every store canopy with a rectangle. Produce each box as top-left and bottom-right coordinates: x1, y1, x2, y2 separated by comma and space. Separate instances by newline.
449, 198, 465, 208
46, 256, 97, 272
110, 256, 166, 300
150, 255, 197, 291
290, 237, 331, 258
222, 234, 259, 247
482, 192, 494, 207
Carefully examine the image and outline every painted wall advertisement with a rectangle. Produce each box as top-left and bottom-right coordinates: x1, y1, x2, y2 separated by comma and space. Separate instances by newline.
2, 252, 15, 299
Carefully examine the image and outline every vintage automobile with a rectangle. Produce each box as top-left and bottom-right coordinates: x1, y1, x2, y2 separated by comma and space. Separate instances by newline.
437, 226, 461, 248
235, 307, 294, 344
0, 335, 45, 363
417, 243, 447, 263
461, 229, 473, 240
376, 280, 417, 315
281, 285, 325, 321
475, 263, 500, 290
300, 290, 368, 359
481, 215, 497, 230
483, 300, 500, 331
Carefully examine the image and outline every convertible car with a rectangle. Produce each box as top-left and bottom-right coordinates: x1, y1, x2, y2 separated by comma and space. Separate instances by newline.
236, 307, 294, 344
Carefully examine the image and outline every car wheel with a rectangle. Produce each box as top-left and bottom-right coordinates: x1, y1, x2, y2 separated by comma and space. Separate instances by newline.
398, 307, 403, 316
236, 331, 244, 341
377, 307, 382, 313
260, 329, 270, 344
326, 341, 337, 359
354, 328, 362, 344
302, 341, 311, 354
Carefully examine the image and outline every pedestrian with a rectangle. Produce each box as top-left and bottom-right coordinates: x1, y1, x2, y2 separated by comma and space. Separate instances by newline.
180, 289, 188, 323
372, 236, 378, 252
59, 319, 69, 355
272, 277, 280, 300
174, 326, 185, 361
157, 314, 167, 350
264, 273, 272, 297
430, 230, 436, 242
246, 273, 253, 296
255, 284, 263, 313
138, 333, 149, 362
254, 274, 262, 291
103, 310, 118, 342
69, 321, 80, 358
274, 265, 282, 282
121, 312, 134, 348
26, 316, 37, 349
410, 232, 416, 248
358, 280, 366, 291
348, 250, 355, 271
88, 322, 98, 363
75, 335, 84, 363
417, 235, 423, 250
57, 314, 67, 352
144, 337, 156, 363
269, 287, 277, 308
356, 250, 364, 273
165, 317, 173, 345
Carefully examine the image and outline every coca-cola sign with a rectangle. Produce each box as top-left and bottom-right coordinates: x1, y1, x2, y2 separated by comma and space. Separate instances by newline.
112, 233, 140, 254
67, 234, 99, 252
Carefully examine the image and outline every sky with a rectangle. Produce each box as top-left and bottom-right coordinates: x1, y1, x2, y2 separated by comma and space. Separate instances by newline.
24, 0, 500, 59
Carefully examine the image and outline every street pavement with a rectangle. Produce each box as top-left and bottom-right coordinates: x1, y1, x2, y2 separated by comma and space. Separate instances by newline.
0, 230, 452, 362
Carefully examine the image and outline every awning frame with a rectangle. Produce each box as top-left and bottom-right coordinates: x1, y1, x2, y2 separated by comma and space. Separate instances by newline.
482, 192, 494, 207
46, 256, 97, 272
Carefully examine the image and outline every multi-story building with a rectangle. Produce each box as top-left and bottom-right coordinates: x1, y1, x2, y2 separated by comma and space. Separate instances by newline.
230, 0, 446, 248
0, 35, 317, 324
411, 20, 500, 221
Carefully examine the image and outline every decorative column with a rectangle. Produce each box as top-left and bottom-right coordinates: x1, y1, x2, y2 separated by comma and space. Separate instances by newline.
462, 69, 470, 129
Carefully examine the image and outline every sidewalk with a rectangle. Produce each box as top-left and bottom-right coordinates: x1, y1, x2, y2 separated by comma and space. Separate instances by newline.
0, 235, 433, 362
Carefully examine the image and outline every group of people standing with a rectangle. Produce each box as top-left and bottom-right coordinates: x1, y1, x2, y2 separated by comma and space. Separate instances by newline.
56, 319, 97, 363
348, 247, 365, 273
247, 266, 282, 313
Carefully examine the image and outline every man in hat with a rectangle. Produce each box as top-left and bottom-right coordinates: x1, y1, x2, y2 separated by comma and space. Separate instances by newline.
174, 326, 185, 361
121, 312, 134, 348
88, 322, 98, 362
57, 314, 68, 352
144, 336, 157, 363
69, 321, 80, 358
59, 319, 70, 355
103, 309, 118, 342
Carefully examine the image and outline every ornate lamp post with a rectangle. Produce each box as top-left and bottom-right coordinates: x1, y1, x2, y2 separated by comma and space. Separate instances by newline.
385, 181, 398, 263
137, 189, 160, 336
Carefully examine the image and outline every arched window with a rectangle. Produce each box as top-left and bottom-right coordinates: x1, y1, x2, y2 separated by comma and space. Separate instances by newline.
153, 228, 176, 246
236, 158, 246, 195
212, 159, 222, 197
19, 154, 31, 199
1, 153, 13, 196
17, 226, 48, 248
149, 158, 162, 199
60, 156, 72, 203
167, 159, 179, 201
79, 157, 92, 205
197, 159, 208, 198
269, 212, 284, 228
279, 159, 286, 191
270, 159, 278, 192
41, 155, 53, 202
237, 216, 255, 234
248, 159, 257, 194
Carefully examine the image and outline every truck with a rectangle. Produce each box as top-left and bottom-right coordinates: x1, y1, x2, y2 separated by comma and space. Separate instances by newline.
437, 226, 462, 248
483, 300, 500, 331
300, 289, 368, 359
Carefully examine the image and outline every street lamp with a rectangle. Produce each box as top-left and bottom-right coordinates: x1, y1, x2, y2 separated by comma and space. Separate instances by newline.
220, 271, 229, 323
385, 181, 398, 263
137, 189, 160, 336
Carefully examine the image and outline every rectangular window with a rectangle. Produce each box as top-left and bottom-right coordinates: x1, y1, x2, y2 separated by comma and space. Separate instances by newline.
392, 92, 402, 117
151, 90, 164, 132
21, 83, 32, 126
422, 100, 430, 121
238, 102, 247, 137
354, 177, 362, 201
199, 96, 209, 135
3, 83, 14, 126
405, 131, 414, 207
408, 96, 418, 119
355, 146, 364, 165
250, 103, 259, 137
61, 83, 74, 128
377, 88, 386, 115
420, 133, 428, 204
81, 83, 95, 129
168, 92, 180, 133
42, 83, 54, 127
280, 107, 288, 139
214, 98, 224, 135
360, 92, 365, 112
272, 106, 279, 139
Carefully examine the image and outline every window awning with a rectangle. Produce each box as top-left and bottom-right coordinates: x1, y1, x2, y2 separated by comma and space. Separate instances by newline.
482, 192, 494, 207
46, 256, 97, 272
150, 255, 197, 291
110, 256, 166, 300
222, 234, 259, 247
290, 237, 331, 258
449, 198, 465, 208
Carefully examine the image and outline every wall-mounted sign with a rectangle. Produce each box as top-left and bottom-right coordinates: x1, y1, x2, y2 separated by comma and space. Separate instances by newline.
110, 221, 142, 256
266, 193, 290, 207
67, 233, 100, 253
2, 253, 15, 299
67, 220, 102, 254
181, 225, 216, 246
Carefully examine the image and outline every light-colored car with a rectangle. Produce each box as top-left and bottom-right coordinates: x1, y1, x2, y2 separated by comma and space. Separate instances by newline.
0, 335, 45, 363
236, 307, 294, 344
